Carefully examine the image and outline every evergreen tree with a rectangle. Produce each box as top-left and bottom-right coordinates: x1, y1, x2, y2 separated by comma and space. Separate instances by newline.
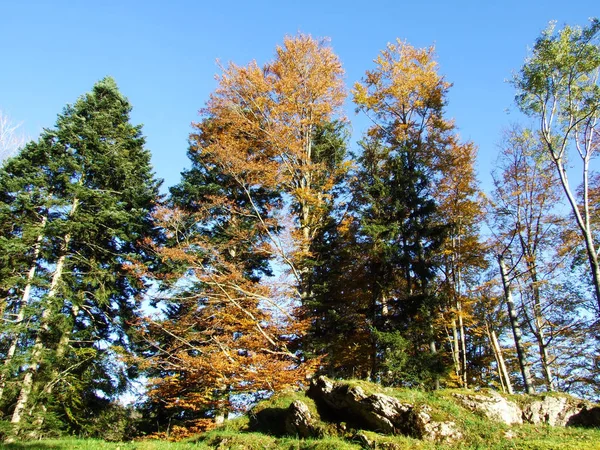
293, 121, 374, 377
0, 77, 161, 438
351, 40, 480, 387
351, 134, 447, 386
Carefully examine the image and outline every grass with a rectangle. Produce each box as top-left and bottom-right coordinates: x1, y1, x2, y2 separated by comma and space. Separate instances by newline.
5, 426, 599, 450
0, 439, 203, 449
2, 380, 599, 449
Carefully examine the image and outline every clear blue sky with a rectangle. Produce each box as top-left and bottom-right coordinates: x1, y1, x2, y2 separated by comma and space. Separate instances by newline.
1, 0, 597, 191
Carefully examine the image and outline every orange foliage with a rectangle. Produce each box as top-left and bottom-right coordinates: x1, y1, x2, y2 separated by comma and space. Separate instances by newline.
140, 34, 346, 430
205, 34, 346, 263
353, 40, 452, 159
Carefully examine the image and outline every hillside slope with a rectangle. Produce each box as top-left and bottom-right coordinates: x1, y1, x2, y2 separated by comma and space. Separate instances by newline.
196, 377, 600, 449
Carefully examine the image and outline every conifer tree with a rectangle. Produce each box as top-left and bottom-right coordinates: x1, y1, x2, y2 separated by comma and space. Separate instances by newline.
352, 40, 479, 387
292, 121, 371, 377
0, 77, 161, 437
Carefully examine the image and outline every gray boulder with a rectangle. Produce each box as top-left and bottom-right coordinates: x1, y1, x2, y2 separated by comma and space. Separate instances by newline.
307, 376, 462, 442
454, 391, 523, 425
284, 400, 320, 438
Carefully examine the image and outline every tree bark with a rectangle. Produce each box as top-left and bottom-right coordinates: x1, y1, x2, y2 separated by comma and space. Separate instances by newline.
451, 319, 461, 384
429, 324, 440, 390
528, 266, 555, 391
457, 302, 468, 388
549, 148, 600, 313
487, 322, 513, 394
498, 253, 535, 394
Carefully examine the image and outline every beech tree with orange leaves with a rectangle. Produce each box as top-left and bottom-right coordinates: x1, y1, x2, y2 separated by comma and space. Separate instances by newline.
207, 34, 348, 295
139, 34, 348, 434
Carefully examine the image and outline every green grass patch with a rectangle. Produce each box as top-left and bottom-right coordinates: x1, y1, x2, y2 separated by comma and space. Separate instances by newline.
3, 381, 599, 449
0, 438, 203, 449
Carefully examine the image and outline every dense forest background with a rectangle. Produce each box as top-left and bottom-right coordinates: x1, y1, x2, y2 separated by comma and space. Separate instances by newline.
0, 18, 599, 442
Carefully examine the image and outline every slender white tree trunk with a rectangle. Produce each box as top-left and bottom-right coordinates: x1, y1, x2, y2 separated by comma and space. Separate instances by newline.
451, 319, 461, 383
488, 323, 513, 394
498, 253, 535, 394
10, 248, 71, 427
548, 147, 600, 313
0, 217, 46, 402
457, 302, 468, 388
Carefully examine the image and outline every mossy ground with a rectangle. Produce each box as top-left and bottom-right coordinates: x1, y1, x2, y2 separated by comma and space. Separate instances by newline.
3, 380, 600, 449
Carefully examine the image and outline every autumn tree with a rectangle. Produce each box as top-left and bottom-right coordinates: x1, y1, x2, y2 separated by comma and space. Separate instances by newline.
488, 127, 560, 391
469, 280, 515, 394
514, 18, 600, 312
139, 117, 300, 434
0, 78, 161, 438
488, 126, 600, 395
141, 34, 347, 433
434, 139, 486, 388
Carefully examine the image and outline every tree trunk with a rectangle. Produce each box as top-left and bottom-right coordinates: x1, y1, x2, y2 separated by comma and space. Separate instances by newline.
487, 323, 513, 394
550, 154, 600, 313
39, 303, 81, 401
449, 231, 467, 387
498, 253, 535, 394
529, 268, 555, 391
10, 196, 79, 432
10, 249, 70, 427
457, 303, 468, 388
517, 225, 556, 392
429, 324, 440, 390
0, 217, 46, 403
451, 319, 461, 384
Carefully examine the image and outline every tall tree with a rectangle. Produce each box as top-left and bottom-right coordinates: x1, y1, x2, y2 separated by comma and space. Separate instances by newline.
207, 34, 346, 297
0, 77, 161, 438
352, 40, 463, 386
514, 18, 600, 312
140, 34, 347, 433
139, 117, 301, 435
489, 126, 599, 395
497, 252, 536, 394
489, 126, 565, 391
434, 139, 486, 388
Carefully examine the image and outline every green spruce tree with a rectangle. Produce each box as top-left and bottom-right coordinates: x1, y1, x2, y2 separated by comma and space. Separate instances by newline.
351, 135, 447, 386
0, 77, 161, 438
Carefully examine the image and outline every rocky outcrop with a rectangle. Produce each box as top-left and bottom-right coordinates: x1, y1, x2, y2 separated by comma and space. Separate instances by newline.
453, 391, 523, 425
523, 396, 583, 426
250, 399, 321, 438
523, 396, 600, 428
307, 376, 462, 442
455, 391, 600, 428
284, 400, 320, 438
251, 378, 600, 444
